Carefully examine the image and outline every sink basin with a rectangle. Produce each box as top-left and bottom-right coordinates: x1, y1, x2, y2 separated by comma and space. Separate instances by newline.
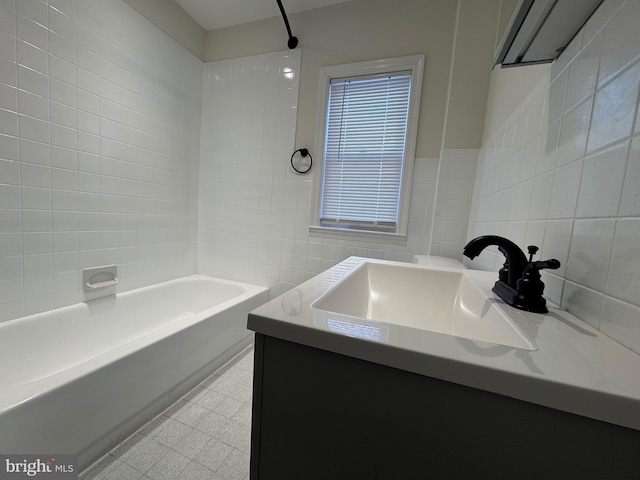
311, 262, 536, 350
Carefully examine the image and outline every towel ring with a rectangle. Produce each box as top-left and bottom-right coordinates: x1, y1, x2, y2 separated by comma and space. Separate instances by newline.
291, 148, 312, 174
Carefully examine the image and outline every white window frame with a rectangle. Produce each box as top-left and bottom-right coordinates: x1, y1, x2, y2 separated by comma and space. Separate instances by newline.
309, 54, 425, 245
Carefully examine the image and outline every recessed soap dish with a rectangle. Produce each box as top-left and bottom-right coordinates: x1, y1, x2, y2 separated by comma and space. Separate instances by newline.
83, 265, 119, 291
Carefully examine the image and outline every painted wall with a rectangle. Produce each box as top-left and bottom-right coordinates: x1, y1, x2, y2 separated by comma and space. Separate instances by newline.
205, 0, 499, 159
467, 0, 640, 354
441, 0, 499, 149
121, 0, 206, 60
0, 0, 203, 322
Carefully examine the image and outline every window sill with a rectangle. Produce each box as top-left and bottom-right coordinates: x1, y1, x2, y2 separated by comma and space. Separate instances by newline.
308, 226, 407, 245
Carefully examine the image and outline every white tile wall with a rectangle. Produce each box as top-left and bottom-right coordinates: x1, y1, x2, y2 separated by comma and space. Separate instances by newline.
430, 148, 478, 260
198, 51, 438, 297
467, 0, 640, 354
0, 0, 203, 322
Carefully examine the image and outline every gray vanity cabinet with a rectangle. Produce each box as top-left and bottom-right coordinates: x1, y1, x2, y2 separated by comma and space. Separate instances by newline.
249, 333, 640, 480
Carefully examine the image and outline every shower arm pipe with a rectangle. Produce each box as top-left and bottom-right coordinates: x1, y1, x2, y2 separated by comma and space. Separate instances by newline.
276, 0, 299, 49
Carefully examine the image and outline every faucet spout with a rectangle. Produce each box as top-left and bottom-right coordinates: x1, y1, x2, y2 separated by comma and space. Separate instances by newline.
463, 235, 528, 289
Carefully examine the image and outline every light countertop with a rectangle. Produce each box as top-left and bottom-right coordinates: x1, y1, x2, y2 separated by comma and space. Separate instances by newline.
247, 256, 640, 431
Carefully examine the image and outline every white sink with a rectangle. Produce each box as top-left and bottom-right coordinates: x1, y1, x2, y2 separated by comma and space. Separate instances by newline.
311, 262, 536, 350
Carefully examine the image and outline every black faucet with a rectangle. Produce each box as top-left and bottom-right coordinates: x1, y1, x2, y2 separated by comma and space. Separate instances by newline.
463, 235, 560, 313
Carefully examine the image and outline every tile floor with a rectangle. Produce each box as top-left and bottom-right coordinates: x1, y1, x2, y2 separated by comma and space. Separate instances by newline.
80, 345, 255, 480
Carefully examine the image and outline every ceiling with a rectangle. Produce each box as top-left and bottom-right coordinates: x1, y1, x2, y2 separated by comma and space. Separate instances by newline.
175, 0, 352, 31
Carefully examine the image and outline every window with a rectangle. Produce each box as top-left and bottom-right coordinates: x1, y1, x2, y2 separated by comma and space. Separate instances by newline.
310, 55, 424, 244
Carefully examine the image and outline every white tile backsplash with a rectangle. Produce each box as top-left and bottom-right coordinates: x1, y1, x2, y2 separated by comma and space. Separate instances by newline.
565, 218, 616, 292
576, 141, 628, 217
619, 136, 640, 216
548, 69, 568, 125
0, 0, 202, 322
562, 281, 604, 329
556, 98, 591, 167
527, 171, 553, 220
588, 61, 640, 154
564, 31, 601, 113
547, 159, 582, 219
597, 0, 640, 87
601, 296, 640, 354
468, 0, 640, 354
608, 218, 640, 305
541, 219, 572, 277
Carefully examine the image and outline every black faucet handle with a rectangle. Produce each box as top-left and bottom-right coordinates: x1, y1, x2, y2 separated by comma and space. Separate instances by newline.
515, 257, 561, 313
530, 259, 561, 270
525, 246, 559, 270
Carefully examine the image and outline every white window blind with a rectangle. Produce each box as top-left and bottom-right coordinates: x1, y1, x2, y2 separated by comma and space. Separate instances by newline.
319, 71, 412, 232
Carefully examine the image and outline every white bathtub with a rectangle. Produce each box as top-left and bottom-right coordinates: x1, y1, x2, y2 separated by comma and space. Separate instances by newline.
0, 275, 268, 470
